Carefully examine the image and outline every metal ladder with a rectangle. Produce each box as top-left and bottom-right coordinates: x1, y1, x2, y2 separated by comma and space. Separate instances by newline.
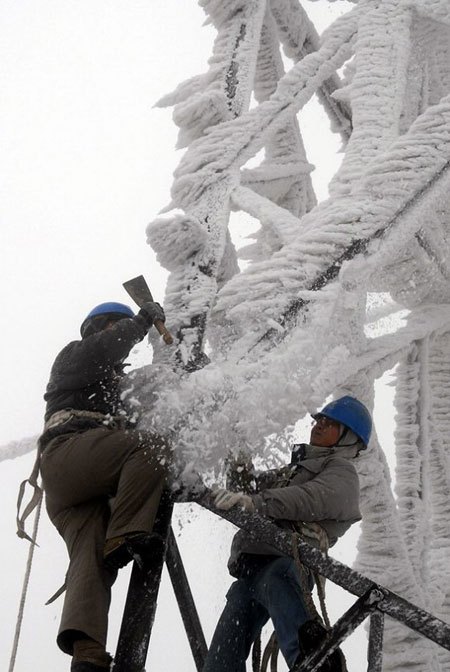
113, 491, 450, 672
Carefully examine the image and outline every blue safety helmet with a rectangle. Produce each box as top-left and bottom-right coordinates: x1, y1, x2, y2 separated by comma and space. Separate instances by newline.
80, 302, 134, 338
313, 396, 372, 447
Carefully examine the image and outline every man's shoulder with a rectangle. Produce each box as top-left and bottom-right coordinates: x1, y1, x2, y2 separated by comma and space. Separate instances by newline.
324, 454, 358, 470
59, 339, 81, 352
301, 453, 357, 474
52, 339, 82, 363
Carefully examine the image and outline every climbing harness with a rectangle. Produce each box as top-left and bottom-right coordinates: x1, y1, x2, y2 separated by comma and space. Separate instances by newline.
292, 525, 331, 628
43, 408, 129, 433
17, 408, 127, 541
16, 443, 43, 543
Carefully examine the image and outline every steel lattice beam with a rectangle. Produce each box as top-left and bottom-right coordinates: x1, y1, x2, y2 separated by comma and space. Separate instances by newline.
198, 494, 450, 652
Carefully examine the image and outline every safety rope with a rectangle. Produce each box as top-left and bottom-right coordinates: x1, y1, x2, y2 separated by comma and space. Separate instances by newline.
291, 533, 322, 622
16, 443, 43, 543
261, 632, 279, 672
252, 527, 331, 672
313, 571, 331, 630
8, 491, 42, 672
252, 633, 261, 671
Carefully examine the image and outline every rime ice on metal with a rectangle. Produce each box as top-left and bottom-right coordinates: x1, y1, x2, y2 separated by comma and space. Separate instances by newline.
137, 3, 450, 669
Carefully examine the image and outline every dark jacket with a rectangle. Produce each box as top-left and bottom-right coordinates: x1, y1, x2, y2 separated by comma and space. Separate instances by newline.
228, 450, 361, 576
41, 317, 148, 439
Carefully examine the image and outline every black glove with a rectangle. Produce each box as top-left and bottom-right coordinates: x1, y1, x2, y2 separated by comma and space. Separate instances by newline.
138, 301, 165, 329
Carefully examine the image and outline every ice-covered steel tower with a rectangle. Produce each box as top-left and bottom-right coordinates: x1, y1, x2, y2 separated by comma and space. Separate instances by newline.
143, 1, 450, 670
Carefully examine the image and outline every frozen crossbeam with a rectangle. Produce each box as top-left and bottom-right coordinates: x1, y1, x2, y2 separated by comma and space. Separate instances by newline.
198, 494, 450, 653
242, 153, 450, 359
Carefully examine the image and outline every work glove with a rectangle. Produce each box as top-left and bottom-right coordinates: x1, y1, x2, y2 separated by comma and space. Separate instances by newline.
212, 488, 255, 513
138, 301, 166, 329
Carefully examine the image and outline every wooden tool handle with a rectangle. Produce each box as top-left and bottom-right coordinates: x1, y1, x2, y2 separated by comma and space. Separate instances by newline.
154, 319, 174, 345
123, 275, 174, 346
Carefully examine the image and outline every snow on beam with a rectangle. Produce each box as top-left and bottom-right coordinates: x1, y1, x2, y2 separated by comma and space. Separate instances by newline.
269, 0, 354, 138
425, 333, 450, 619
199, 496, 450, 651
393, 344, 430, 582
0, 436, 38, 463
170, 9, 357, 210
6, 308, 450, 463
412, 0, 450, 27
149, 1, 268, 368
328, 2, 414, 197
214, 93, 450, 356
156, 11, 357, 366
333, 305, 450, 391
252, 8, 317, 219
145, 132, 450, 465
415, 229, 450, 283
231, 184, 304, 247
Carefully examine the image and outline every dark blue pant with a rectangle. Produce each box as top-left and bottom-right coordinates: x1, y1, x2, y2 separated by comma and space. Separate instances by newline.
203, 557, 312, 672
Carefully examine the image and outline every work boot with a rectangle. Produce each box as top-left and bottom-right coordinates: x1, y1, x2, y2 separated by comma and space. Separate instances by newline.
296, 620, 348, 672
103, 532, 156, 570
71, 639, 112, 671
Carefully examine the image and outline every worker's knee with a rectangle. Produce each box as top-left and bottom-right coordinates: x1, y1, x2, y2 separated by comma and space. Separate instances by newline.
256, 558, 304, 601
124, 429, 172, 469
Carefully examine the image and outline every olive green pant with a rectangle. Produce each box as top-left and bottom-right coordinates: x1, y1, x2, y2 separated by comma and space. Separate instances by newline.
40, 427, 170, 655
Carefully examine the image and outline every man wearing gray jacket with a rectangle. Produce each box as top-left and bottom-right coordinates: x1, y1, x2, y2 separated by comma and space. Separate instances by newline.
204, 396, 372, 672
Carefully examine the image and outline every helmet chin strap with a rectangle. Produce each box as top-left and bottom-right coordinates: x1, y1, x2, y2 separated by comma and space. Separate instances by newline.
294, 441, 361, 463
336, 426, 361, 448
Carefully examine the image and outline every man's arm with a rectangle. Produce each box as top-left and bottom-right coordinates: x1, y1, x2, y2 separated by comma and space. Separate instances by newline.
52, 317, 149, 390
252, 457, 361, 523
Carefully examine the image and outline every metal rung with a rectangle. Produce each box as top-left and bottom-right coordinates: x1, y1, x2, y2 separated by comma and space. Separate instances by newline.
292, 588, 383, 671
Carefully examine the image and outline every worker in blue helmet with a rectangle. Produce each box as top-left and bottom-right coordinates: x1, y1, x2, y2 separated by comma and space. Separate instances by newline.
39, 298, 171, 671
79, 301, 136, 338
311, 395, 372, 448
205, 396, 372, 672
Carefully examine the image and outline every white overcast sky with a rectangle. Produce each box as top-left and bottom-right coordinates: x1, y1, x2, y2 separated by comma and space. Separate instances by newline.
0, 0, 352, 446
1, 0, 210, 443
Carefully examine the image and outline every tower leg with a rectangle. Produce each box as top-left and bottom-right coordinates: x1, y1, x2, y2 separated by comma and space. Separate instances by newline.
114, 494, 174, 672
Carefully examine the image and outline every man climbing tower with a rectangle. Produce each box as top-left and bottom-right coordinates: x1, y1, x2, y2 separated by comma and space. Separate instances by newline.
204, 395, 372, 672
39, 300, 170, 671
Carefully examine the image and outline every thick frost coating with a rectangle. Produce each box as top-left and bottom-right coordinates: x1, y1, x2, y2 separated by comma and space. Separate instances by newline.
141, 2, 450, 462
138, 2, 450, 667
4, 5, 450, 671
147, 215, 207, 271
